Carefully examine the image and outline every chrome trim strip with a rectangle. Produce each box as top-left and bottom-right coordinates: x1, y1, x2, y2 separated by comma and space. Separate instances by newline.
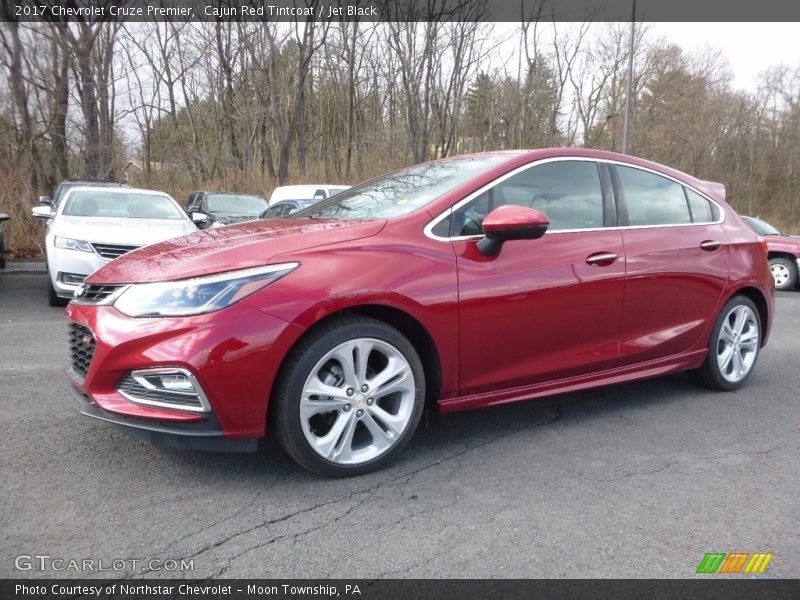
71, 284, 131, 306
67, 367, 85, 385
423, 156, 726, 243
118, 367, 212, 414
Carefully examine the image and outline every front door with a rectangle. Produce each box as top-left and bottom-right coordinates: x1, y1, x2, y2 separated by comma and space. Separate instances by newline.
451, 159, 626, 396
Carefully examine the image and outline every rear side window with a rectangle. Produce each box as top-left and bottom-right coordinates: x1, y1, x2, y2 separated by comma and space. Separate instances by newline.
684, 188, 718, 223
617, 166, 691, 226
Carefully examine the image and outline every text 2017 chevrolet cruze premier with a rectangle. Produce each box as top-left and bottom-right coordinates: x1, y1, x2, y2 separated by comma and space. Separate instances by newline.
65, 149, 774, 476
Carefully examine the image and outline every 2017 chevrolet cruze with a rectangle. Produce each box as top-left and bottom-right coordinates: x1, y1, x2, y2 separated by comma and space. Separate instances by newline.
65, 149, 774, 476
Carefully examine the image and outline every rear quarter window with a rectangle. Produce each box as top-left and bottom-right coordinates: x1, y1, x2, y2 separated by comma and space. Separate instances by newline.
684, 188, 719, 223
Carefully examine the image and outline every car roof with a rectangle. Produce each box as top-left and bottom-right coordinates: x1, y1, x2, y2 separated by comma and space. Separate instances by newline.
192, 191, 265, 196
59, 179, 125, 188
61, 186, 176, 204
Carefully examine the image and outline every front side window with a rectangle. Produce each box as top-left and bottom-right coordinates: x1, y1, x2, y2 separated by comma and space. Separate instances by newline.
448, 160, 605, 236
617, 166, 691, 226
63, 191, 185, 220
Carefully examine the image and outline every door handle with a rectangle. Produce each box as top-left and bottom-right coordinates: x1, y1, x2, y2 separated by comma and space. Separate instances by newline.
585, 252, 618, 266
700, 240, 723, 251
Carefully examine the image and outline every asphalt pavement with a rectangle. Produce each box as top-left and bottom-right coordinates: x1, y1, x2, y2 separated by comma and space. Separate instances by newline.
1, 271, 798, 579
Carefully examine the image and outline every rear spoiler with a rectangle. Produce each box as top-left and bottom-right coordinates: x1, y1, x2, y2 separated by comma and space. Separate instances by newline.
697, 180, 726, 202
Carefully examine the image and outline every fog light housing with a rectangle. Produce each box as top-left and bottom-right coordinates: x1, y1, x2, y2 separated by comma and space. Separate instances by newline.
60, 272, 86, 285
117, 368, 211, 413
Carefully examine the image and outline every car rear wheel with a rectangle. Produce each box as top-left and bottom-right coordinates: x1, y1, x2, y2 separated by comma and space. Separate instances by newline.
690, 295, 761, 391
272, 316, 425, 477
769, 257, 797, 291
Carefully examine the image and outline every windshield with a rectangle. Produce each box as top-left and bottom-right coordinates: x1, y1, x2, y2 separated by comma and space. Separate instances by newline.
744, 216, 781, 236
207, 194, 268, 216
295, 155, 512, 219
63, 190, 185, 220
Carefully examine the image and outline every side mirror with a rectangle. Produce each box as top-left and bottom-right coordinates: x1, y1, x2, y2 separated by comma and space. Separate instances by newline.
186, 204, 200, 213
191, 211, 209, 224
0, 212, 9, 224
477, 205, 550, 256
32, 206, 53, 219
39, 195, 52, 205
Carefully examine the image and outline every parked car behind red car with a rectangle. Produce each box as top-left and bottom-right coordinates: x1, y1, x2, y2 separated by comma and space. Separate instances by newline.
741, 216, 800, 291
65, 149, 774, 476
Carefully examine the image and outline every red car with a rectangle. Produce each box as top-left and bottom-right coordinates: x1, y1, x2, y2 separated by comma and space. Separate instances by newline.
741, 216, 800, 291
66, 149, 774, 476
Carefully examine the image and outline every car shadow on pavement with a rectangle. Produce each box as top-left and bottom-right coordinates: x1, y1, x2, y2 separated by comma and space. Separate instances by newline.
98, 371, 711, 484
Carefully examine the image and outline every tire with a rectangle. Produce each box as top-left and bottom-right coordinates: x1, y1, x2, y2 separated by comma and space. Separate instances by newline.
769, 257, 797, 291
690, 295, 762, 391
46, 263, 67, 307
272, 315, 425, 477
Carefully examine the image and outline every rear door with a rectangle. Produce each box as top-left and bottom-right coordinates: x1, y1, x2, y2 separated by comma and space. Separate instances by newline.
451, 159, 626, 395
611, 164, 729, 366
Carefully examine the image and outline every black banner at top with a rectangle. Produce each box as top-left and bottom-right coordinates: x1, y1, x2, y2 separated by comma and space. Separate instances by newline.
3, 0, 800, 22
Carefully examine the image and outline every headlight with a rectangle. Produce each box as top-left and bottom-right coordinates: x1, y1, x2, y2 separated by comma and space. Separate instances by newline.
55, 236, 93, 252
114, 263, 299, 317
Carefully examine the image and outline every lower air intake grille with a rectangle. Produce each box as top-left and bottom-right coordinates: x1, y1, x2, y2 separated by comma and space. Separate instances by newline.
68, 322, 95, 379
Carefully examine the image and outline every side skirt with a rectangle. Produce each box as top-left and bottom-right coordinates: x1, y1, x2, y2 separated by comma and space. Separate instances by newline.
437, 349, 708, 415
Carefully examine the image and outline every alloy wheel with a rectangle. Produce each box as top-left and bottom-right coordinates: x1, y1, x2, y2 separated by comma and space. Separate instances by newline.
299, 337, 416, 465
770, 263, 791, 288
716, 305, 759, 384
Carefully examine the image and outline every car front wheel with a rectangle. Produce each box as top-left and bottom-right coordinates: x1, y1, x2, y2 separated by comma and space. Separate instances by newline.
272, 316, 425, 477
46, 261, 68, 307
690, 295, 761, 391
769, 257, 797, 291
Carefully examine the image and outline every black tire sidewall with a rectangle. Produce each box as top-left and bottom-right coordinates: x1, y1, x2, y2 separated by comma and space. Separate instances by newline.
274, 317, 426, 477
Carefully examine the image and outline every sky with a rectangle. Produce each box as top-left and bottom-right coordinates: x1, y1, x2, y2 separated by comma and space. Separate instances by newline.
648, 22, 800, 91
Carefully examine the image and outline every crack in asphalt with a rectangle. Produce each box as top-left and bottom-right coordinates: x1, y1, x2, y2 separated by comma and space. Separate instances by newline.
212, 492, 373, 578
591, 444, 796, 483
139, 404, 566, 577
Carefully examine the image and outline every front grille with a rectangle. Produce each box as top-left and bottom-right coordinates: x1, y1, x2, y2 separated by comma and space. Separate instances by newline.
91, 243, 139, 260
75, 284, 125, 304
68, 322, 96, 379
118, 374, 205, 410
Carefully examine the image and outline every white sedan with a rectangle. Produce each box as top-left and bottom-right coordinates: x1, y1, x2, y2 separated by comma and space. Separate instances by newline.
33, 186, 202, 306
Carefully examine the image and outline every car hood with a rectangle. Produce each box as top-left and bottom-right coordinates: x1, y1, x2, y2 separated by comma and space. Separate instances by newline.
765, 234, 800, 255
88, 218, 386, 284
53, 216, 197, 246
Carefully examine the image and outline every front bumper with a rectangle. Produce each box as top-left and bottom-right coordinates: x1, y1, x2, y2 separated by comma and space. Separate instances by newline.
65, 301, 305, 443
70, 384, 257, 451
49, 248, 107, 298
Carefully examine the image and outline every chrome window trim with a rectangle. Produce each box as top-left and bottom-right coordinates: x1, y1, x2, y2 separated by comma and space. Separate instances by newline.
423, 156, 726, 242
118, 367, 212, 413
